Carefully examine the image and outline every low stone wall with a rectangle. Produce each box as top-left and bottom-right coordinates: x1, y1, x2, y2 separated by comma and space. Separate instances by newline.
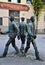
0, 26, 45, 34
0, 26, 8, 32
37, 29, 45, 34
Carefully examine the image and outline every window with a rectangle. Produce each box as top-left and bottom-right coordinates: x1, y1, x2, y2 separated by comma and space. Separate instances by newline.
9, 10, 20, 22
18, 0, 21, 3
8, 0, 11, 2
11, 0, 17, 3
0, 17, 2, 25
9, 10, 20, 17
14, 18, 20, 22
8, 0, 21, 3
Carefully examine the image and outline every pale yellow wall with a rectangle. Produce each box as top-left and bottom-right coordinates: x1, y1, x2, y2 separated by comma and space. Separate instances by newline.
20, 5, 34, 22
26, 5, 34, 19
3, 18, 9, 26
20, 0, 34, 22
38, 11, 45, 29
0, 9, 9, 26
43, 11, 45, 29
21, 0, 26, 4
0, 0, 8, 2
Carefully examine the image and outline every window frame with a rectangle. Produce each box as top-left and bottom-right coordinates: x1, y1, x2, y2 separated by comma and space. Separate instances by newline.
9, 10, 20, 17
8, 0, 11, 2
17, 0, 21, 3
0, 17, 2, 25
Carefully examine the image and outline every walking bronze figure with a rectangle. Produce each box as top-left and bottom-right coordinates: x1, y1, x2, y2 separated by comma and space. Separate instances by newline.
0, 16, 19, 57
24, 16, 43, 61
18, 17, 27, 54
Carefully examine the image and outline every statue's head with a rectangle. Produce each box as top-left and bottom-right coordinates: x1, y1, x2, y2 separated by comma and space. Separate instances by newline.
10, 16, 14, 22
21, 17, 25, 22
30, 16, 35, 22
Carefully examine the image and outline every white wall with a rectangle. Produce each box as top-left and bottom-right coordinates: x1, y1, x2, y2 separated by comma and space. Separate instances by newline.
0, 9, 9, 26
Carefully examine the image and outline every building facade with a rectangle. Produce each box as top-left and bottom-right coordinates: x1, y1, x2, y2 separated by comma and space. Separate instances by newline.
0, 0, 34, 32
0, 0, 45, 33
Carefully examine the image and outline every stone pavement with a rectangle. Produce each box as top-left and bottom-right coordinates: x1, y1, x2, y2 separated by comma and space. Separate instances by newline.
0, 34, 45, 65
